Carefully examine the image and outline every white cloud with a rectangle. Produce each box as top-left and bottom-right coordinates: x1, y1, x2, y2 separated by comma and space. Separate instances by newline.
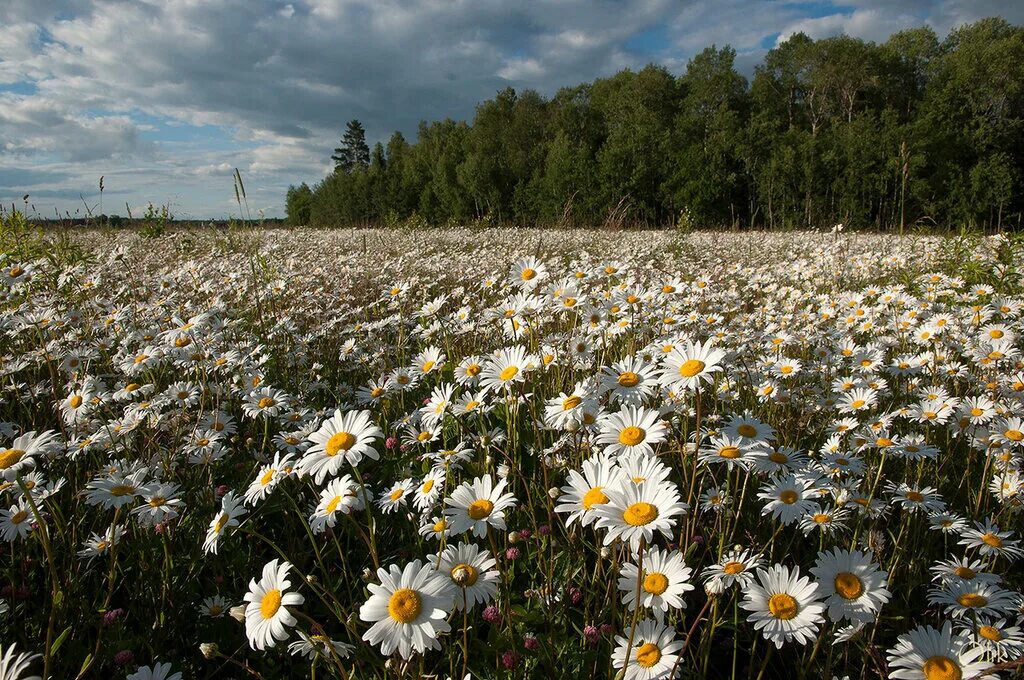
0, 0, 1020, 217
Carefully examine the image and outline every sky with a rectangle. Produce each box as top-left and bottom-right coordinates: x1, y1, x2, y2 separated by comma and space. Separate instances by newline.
1, 1, 1022, 219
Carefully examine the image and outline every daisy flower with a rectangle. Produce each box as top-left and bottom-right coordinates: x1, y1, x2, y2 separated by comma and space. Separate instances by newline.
886, 622, 992, 680
593, 481, 688, 552
0, 643, 40, 680
595, 406, 669, 457
702, 549, 763, 594
600, 357, 659, 406
1, 430, 59, 481
958, 519, 1024, 560
437, 542, 499, 610
555, 454, 626, 528
203, 491, 246, 555
379, 478, 414, 514
297, 409, 383, 483
0, 502, 34, 542
740, 564, 825, 648
659, 339, 726, 392
810, 548, 890, 624
479, 346, 531, 393
359, 559, 452, 659
309, 475, 362, 533
413, 469, 446, 512
443, 476, 517, 539
928, 579, 1018, 619
288, 631, 355, 661
618, 546, 694, 621
956, 618, 1024, 662
612, 618, 683, 680
757, 474, 821, 526
126, 662, 181, 680
243, 559, 305, 650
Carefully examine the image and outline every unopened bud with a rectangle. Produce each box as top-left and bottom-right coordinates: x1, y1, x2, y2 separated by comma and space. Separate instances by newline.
229, 604, 246, 622
200, 642, 219, 659
547, 487, 560, 499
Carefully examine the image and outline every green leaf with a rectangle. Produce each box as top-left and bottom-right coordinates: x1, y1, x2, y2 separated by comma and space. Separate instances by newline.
51, 625, 73, 655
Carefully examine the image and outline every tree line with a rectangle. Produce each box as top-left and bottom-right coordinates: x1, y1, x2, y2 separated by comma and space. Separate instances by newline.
286, 18, 1024, 231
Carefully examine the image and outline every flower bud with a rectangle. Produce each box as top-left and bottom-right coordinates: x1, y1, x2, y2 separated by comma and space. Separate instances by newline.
200, 642, 219, 659
229, 604, 246, 622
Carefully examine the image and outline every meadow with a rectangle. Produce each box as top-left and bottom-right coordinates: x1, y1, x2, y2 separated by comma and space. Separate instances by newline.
1, 223, 1022, 680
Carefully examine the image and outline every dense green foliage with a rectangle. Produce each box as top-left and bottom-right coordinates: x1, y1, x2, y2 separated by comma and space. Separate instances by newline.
298, 19, 1024, 231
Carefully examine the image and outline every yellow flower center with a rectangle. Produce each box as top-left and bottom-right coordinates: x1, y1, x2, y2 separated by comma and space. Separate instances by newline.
767, 593, 798, 620
468, 499, 494, 520
9, 266, 24, 277
260, 589, 282, 619
769, 452, 789, 463
451, 563, 479, 586
906, 491, 924, 503
521, 268, 537, 281
981, 532, 1003, 548
214, 513, 229, 533
389, 488, 405, 502
635, 642, 661, 668
979, 625, 1002, 641
421, 360, 435, 373
11, 510, 28, 524
623, 502, 658, 526
956, 593, 987, 608
737, 424, 757, 438
922, 656, 961, 680
421, 480, 435, 494
499, 366, 519, 381
833, 572, 863, 600
583, 487, 608, 510
466, 364, 482, 376
850, 399, 865, 409
718, 446, 741, 459
325, 496, 342, 513
619, 426, 646, 447
679, 359, 705, 378
617, 371, 640, 388
417, 431, 431, 442
1004, 429, 1023, 442
643, 572, 669, 596
563, 396, 583, 410
464, 400, 480, 411
148, 496, 166, 508
388, 588, 422, 623
432, 519, 447, 532
779, 490, 798, 504
109, 484, 135, 497
325, 431, 356, 456
813, 513, 831, 524
722, 561, 745, 575
953, 566, 976, 579
69, 395, 83, 408
0, 449, 25, 469
134, 354, 148, 364
258, 397, 275, 409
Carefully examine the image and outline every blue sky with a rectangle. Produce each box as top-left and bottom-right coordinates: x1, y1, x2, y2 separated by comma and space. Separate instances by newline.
1, 0, 1021, 219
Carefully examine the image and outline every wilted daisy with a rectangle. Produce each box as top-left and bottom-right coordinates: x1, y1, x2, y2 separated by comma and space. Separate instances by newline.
740, 564, 825, 648
612, 618, 683, 680
288, 631, 355, 661
359, 559, 452, 659
297, 409, 383, 483
443, 475, 517, 539
243, 559, 305, 650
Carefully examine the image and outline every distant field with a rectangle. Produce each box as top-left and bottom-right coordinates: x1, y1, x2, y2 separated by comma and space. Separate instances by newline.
1, 226, 1021, 679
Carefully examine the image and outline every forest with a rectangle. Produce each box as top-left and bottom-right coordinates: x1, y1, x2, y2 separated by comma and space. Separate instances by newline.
287, 18, 1024, 231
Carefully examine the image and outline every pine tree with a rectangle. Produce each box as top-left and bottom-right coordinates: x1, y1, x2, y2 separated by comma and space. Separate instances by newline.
332, 120, 371, 173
